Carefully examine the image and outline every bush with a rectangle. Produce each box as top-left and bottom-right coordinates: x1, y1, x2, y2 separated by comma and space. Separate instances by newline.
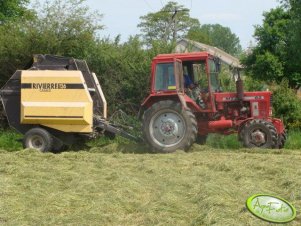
272, 80, 301, 129
244, 75, 267, 91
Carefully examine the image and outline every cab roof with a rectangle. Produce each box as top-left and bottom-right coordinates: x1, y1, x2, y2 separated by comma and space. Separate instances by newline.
153, 52, 212, 61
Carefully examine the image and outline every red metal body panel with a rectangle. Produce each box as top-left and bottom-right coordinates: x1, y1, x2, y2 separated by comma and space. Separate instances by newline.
215, 91, 272, 119
141, 93, 180, 109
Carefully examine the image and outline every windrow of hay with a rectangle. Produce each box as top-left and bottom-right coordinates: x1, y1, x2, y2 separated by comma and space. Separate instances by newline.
1, 146, 300, 225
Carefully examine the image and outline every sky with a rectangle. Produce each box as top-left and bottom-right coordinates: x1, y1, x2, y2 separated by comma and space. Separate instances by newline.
86, 0, 280, 49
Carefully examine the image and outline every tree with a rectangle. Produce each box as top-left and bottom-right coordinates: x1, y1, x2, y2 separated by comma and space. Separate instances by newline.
187, 24, 242, 56
186, 27, 212, 46
284, 0, 301, 87
0, 0, 31, 23
0, 0, 103, 85
137, 1, 200, 44
27, 0, 103, 57
242, 4, 301, 88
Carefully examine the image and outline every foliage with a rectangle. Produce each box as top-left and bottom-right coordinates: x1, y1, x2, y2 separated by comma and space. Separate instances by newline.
0, 0, 176, 115
0, 130, 22, 151
284, 0, 301, 88
0, 0, 102, 85
272, 80, 301, 129
0, 0, 32, 23
187, 24, 242, 56
86, 37, 175, 114
219, 66, 237, 92
137, 1, 200, 44
284, 129, 301, 149
243, 75, 267, 92
206, 134, 242, 149
30, 0, 103, 56
186, 26, 212, 45
242, 3, 301, 89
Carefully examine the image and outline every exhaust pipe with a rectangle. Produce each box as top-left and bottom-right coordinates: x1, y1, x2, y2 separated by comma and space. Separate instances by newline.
235, 69, 244, 101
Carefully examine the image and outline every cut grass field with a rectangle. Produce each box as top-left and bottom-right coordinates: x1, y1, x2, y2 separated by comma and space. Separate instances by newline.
1, 141, 301, 225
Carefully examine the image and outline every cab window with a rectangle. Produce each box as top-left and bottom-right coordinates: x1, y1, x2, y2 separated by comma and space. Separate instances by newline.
154, 63, 176, 91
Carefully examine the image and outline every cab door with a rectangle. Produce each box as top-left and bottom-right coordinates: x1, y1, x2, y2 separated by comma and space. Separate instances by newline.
174, 59, 184, 93
153, 59, 183, 93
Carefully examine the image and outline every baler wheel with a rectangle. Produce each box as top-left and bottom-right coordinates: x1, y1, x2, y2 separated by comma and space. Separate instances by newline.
142, 100, 197, 153
23, 128, 54, 152
241, 119, 278, 149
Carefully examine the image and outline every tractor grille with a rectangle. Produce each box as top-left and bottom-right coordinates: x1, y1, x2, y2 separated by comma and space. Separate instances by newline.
270, 94, 273, 105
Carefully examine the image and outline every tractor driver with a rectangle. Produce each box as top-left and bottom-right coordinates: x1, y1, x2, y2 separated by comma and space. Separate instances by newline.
184, 74, 207, 109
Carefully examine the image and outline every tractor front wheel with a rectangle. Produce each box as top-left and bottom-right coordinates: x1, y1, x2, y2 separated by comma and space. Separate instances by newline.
277, 130, 287, 149
241, 119, 278, 149
142, 100, 197, 153
23, 128, 54, 152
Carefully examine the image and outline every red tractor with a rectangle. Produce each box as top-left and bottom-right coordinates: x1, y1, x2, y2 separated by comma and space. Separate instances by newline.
140, 52, 286, 152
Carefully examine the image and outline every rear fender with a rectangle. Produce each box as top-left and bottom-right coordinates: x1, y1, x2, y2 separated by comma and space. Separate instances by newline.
271, 118, 285, 134
139, 93, 187, 119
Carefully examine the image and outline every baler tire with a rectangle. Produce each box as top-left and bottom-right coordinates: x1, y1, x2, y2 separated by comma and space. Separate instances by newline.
242, 119, 278, 149
142, 100, 197, 153
196, 135, 207, 145
23, 128, 54, 152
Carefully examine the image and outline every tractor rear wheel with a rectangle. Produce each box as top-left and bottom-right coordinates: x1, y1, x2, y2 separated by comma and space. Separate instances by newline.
142, 100, 197, 153
23, 128, 54, 152
241, 119, 278, 149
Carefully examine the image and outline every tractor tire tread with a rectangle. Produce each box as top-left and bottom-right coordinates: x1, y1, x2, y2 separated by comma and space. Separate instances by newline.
242, 119, 278, 149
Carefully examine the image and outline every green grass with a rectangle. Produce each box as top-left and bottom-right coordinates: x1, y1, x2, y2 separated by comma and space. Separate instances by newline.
207, 130, 301, 150
1, 130, 301, 225
206, 134, 242, 149
1, 145, 301, 225
285, 130, 301, 149
0, 129, 22, 151
1, 129, 301, 151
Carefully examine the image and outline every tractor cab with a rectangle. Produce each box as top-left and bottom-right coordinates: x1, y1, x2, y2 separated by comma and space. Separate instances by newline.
147, 52, 221, 113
